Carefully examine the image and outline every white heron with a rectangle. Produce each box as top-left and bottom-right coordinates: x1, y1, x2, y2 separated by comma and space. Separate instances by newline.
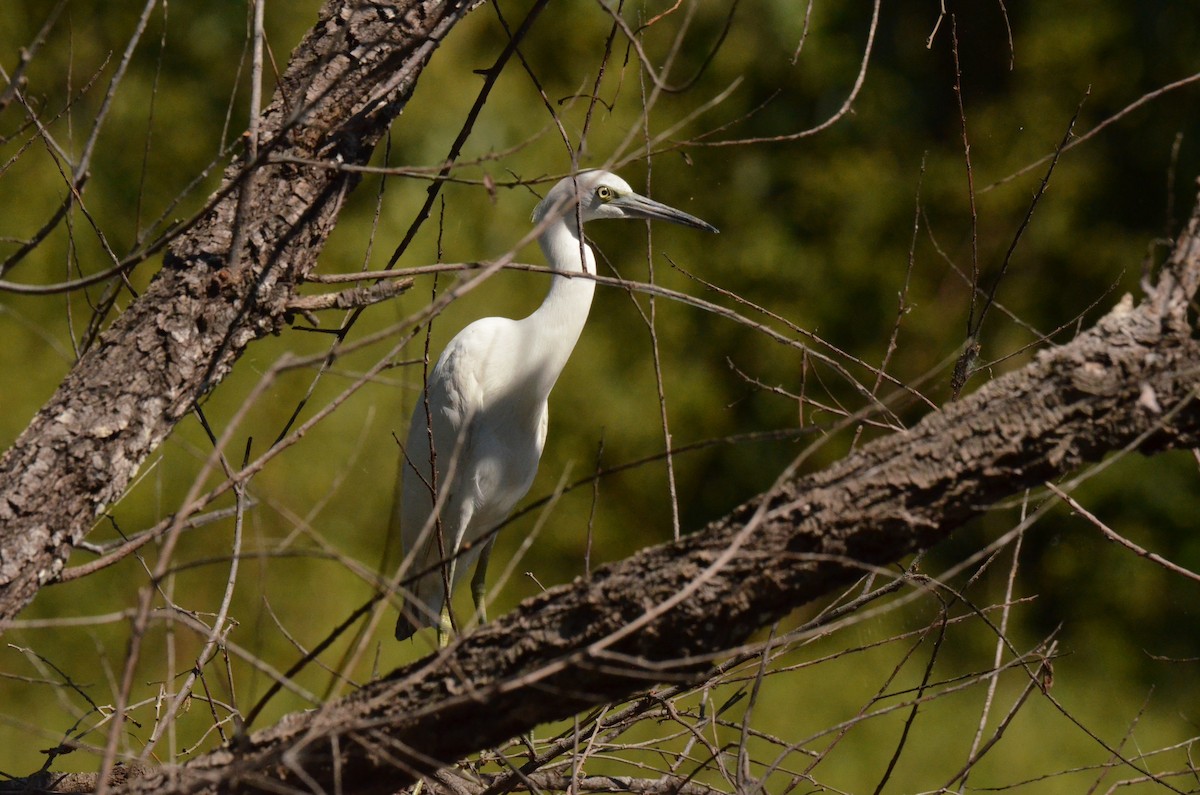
394, 170, 717, 645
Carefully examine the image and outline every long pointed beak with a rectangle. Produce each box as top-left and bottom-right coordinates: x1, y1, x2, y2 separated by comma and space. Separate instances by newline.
613, 192, 719, 234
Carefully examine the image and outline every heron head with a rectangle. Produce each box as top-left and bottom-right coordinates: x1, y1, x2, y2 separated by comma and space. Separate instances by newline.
532, 170, 718, 233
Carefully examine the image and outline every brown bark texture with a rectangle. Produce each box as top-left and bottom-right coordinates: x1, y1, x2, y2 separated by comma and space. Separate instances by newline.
0, 0, 480, 620
2, 0, 1200, 790
105, 194, 1200, 794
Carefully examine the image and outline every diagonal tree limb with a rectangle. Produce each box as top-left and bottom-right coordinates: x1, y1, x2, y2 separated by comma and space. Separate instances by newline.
0, 0, 483, 622
3, 1, 1199, 790
105, 192, 1200, 795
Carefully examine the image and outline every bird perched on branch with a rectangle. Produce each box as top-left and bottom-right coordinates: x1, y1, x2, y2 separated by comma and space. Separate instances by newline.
395, 170, 717, 645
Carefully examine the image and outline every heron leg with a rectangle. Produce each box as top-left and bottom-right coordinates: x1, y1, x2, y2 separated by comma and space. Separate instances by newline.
436, 602, 452, 648
435, 546, 459, 648
470, 536, 495, 625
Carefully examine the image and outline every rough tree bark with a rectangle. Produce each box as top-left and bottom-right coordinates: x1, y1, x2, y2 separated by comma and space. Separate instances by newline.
100, 192, 1198, 794
4, 1, 1199, 792
0, 0, 481, 621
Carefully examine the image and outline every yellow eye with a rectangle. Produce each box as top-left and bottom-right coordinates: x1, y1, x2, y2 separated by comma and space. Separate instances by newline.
596, 185, 614, 201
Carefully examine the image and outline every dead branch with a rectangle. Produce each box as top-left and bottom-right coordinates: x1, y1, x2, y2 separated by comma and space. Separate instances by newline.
4, 2, 1200, 792
104, 192, 1200, 795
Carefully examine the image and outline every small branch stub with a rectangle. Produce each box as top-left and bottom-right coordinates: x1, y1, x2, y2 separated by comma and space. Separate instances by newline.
285, 278, 414, 315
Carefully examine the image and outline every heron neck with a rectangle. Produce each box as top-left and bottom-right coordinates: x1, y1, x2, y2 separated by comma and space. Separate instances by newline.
521, 217, 597, 398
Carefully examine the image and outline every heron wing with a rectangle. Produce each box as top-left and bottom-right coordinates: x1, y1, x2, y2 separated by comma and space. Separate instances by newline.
396, 319, 507, 635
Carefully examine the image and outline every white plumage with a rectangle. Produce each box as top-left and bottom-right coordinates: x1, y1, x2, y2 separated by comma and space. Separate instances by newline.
395, 170, 717, 644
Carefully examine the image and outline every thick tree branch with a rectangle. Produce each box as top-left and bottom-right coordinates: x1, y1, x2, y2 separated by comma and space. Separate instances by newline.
106, 193, 1200, 794
0, 0, 481, 621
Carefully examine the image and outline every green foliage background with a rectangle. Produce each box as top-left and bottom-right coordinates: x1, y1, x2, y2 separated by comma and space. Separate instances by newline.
1, 0, 1198, 790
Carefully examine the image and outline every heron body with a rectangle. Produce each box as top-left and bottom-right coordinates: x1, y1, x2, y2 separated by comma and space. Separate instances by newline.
395, 170, 717, 643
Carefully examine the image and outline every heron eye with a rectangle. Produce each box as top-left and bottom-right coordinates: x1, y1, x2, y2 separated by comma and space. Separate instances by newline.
596, 185, 614, 201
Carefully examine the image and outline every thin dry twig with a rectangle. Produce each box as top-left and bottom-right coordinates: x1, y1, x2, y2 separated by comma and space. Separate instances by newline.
1045, 482, 1200, 585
